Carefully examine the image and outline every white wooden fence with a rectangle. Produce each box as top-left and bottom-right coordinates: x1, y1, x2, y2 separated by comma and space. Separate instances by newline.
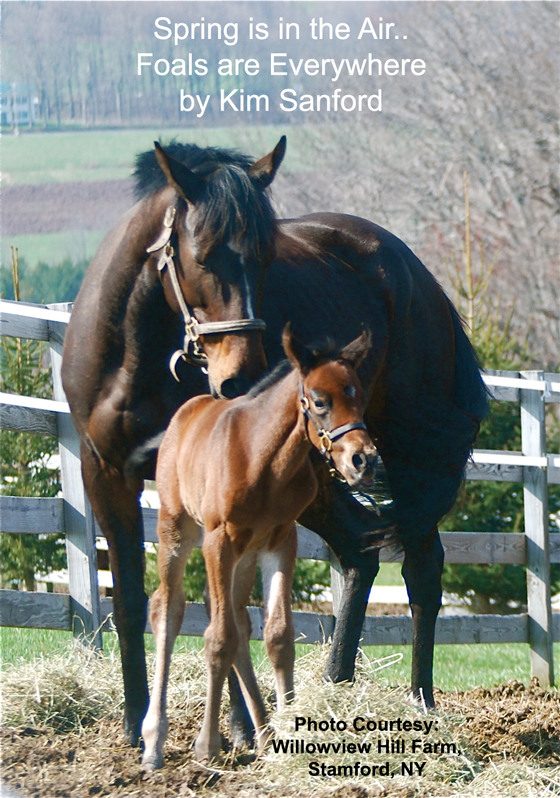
1, 299, 560, 685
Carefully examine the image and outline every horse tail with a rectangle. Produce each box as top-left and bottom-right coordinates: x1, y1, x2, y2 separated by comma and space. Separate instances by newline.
123, 432, 166, 483
448, 299, 490, 424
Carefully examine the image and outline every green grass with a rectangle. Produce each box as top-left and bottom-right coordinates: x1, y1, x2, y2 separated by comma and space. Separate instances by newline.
375, 562, 405, 586
3, 627, 560, 693
2, 230, 106, 269
2, 125, 317, 186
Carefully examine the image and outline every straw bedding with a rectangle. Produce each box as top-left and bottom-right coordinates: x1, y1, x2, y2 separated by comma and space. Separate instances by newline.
2, 644, 559, 798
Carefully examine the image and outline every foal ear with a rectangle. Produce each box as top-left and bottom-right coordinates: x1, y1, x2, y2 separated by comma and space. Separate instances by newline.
154, 141, 206, 204
340, 327, 372, 370
249, 136, 287, 189
282, 322, 314, 374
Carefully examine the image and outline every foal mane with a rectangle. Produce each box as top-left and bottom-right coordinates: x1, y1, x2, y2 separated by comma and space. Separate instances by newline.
247, 337, 347, 398
133, 141, 277, 259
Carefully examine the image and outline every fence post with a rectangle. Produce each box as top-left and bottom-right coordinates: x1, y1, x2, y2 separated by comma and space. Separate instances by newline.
48, 303, 102, 649
520, 370, 552, 686
329, 551, 344, 618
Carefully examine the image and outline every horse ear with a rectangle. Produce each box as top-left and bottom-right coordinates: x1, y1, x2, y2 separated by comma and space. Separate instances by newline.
282, 322, 314, 374
340, 327, 372, 369
154, 141, 206, 204
249, 136, 286, 189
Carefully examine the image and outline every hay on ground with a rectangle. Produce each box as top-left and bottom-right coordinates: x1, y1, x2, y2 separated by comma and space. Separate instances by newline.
1, 642, 559, 797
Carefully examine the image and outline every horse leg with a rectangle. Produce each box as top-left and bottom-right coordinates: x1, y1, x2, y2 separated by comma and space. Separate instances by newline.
326, 554, 380, 683
401, 528, 444, 708
81, 444, 148, 746
196, 527, 239, 762
229, 551, 270, 751
259, 525, 297, 711
142, 509, 199, 769
227, 669, 255, 749
299, 479, 384, 683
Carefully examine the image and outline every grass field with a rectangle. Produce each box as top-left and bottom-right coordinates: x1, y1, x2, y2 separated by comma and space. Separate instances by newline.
2, 124, 320, 267
2, 125, 316, 186
3, 626, 559, 693
5, 229, 106, 268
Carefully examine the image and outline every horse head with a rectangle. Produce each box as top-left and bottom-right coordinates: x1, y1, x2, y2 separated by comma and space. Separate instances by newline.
283, 325, 379, 489
148, 138, 286, 398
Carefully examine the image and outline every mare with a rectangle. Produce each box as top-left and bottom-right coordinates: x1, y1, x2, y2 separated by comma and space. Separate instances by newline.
141, 326, 376, 768
61, 137, 488, 749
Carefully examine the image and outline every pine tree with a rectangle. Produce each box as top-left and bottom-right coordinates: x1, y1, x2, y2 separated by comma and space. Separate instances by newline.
0, 249, 65, 591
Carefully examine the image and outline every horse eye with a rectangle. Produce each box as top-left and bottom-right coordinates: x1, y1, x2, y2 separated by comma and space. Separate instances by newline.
344, 385, 357, 399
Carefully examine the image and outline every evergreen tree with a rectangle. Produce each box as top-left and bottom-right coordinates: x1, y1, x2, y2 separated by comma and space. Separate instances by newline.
0, 250, 65, 591
440, 178, 560, 612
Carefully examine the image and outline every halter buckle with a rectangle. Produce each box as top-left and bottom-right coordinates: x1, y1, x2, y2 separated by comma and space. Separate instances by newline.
185, 318, 200, 342
318, 430, 333, 454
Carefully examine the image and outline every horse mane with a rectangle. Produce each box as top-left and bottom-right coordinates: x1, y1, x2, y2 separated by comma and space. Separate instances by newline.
133, 141, 277, 259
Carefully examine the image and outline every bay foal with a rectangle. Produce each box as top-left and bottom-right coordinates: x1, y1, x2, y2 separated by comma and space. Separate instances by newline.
141, 326, 377, 768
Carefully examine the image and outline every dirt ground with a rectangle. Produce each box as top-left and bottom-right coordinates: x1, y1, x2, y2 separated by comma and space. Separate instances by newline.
2, 181, 135, 237
1, 172, 318, 241
2, 677, 559, 798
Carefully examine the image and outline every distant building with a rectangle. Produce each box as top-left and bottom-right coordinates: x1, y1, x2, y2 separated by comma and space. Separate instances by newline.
1, 82, 37, 127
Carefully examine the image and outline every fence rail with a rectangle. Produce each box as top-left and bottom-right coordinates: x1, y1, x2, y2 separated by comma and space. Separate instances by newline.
1, 299, 559, 685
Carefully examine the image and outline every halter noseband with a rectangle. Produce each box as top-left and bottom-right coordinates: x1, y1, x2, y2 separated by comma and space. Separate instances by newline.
299, 381, 367, 459
147, 205, 266, 380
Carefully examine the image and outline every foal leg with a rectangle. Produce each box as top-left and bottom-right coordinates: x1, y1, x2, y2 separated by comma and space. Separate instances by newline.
203, 583, 255, 749
196, 528, 239, 762
142, 509, 200, 769
401, 527, 444, 708
230, 551, 270, 750
260, 524, 297, 711
81, 444, 149, 746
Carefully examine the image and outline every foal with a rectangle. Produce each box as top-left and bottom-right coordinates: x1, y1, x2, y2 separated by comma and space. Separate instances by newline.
141, 326, 378, 768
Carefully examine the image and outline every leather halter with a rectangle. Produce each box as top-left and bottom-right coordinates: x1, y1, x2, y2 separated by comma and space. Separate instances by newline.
147, 205, 266, 380
299, 381, 367, 458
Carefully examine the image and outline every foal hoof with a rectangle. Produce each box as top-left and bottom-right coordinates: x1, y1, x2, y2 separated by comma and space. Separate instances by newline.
194, 736, 223, 764
141, 751, 164, 771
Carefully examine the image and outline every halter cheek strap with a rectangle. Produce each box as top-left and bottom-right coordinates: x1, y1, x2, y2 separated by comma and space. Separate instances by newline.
299, 382, 367, 457
147, 205, 266, 380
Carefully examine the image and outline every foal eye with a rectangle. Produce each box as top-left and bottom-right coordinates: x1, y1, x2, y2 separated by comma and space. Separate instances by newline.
312, 398, 329, 414
344, 385, 357, 399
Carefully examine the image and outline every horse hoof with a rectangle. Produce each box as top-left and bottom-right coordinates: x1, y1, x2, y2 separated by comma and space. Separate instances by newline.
123, 721, 142, 748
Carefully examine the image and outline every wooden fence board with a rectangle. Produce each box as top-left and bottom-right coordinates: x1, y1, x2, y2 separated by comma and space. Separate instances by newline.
0, 394, 61, 436
0, 589, 71, 630
6, 497, 560, 566
4, 590, 560, 647
0, 496, 65, 535
0, 300, 71, 341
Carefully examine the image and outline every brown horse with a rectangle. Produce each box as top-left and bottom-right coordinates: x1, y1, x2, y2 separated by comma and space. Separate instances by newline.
62, 138, 286, 744
141, 326, 376, 768
62, 136, 488, 748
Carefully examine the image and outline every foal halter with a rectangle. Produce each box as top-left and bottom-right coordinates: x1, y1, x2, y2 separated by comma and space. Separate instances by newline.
299, 381, 367, 459
147, 205, 266, 380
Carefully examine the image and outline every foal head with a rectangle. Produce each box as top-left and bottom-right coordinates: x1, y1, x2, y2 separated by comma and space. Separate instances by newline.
283, 326, 378, 488
136, 137, 286, 398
